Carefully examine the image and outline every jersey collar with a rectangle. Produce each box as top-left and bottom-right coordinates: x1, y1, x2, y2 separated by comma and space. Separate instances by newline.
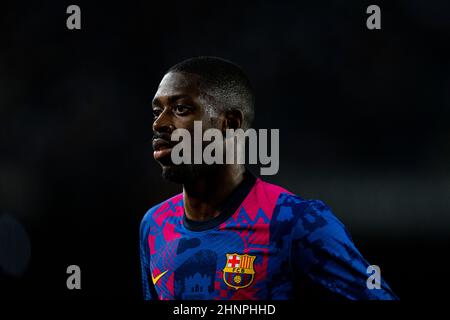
183, 170, 257, 232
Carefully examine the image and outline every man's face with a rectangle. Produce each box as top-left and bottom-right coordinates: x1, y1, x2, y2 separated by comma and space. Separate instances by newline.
152, 72, 220, 182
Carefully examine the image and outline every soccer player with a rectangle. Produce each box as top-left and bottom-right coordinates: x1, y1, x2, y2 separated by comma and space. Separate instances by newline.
140, 56, 398, 300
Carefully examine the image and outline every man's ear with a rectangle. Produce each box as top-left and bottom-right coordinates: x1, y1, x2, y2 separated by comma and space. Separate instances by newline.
223, 109, 244, 131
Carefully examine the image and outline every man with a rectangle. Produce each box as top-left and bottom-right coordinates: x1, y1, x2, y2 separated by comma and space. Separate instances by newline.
140, 56, 398, 300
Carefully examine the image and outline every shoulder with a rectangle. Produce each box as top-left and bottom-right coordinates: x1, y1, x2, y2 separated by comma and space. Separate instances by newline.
140, 193, 183, 236
258, 179, 347, 235
248, 178, 295, 216
256, 178, 333, 217
275, 192, 337, 223
276, 192, 346, 236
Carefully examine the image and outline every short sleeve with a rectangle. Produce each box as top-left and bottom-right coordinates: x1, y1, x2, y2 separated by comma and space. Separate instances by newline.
289, 199, 398, 300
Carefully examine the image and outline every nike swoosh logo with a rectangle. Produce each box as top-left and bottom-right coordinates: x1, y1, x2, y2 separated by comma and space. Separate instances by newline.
152, 270, 168, 285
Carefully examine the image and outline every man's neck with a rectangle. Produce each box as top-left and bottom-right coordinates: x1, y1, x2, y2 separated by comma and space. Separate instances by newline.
182, 165, 245, 222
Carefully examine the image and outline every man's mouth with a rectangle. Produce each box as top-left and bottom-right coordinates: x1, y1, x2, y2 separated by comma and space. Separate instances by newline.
152, 138, 173, 161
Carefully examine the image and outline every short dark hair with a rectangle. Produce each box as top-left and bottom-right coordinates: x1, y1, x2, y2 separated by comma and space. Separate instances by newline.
167, 56, 255, 129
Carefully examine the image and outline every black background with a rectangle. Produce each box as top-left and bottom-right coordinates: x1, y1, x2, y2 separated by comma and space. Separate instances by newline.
1, 0, 449, 300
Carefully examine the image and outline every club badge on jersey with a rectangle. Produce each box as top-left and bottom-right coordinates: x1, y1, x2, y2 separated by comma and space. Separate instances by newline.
222, 253, 256, 290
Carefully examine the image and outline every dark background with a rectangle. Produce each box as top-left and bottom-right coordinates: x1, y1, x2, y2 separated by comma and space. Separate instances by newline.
1, 0, 449, 300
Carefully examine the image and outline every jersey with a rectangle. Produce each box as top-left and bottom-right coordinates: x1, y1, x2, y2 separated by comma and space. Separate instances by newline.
139, 172, 398, 300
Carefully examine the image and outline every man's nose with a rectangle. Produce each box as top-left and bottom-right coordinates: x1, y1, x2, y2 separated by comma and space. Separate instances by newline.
153, 109, 174, 134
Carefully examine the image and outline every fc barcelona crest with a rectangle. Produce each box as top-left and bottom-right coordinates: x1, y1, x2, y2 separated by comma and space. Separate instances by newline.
223, 253, 256, 290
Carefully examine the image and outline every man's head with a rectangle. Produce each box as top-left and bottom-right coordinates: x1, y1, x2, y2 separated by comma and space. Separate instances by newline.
152, 56, 255, 183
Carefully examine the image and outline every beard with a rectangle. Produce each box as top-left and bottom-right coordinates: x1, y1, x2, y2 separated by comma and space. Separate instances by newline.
154, 123, 226, 184
157, 133, 223, 184
161, 163, 196, 184
160, 162, 221, 184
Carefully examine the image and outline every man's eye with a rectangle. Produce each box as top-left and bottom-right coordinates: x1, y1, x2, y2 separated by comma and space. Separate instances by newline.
174, 105, 191, 115
153, 109, 162, 119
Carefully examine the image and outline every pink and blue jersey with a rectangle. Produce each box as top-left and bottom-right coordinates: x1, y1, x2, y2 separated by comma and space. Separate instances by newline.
140, 172, 398, 300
